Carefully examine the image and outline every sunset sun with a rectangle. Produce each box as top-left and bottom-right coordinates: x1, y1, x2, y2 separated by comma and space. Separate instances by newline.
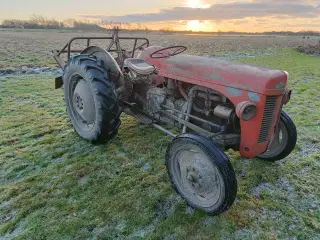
186, 0, 212, 31
186, 20, 216, 32
187, 0, 210, 8
187, 20, 200, 31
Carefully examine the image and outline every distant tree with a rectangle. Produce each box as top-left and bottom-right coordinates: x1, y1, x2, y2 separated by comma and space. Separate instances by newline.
63, 19, 76, 28
73, 21, 104, 31
1, 19, 25, 28
159, 26, 173, 32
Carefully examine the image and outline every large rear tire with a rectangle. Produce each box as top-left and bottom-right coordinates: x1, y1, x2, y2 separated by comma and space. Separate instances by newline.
166, 134, 237, 215
63, 54, 121, 142
258, 111, 297, 162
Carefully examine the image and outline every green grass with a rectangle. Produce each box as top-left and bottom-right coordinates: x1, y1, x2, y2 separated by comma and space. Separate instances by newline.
1, 50, 320, 239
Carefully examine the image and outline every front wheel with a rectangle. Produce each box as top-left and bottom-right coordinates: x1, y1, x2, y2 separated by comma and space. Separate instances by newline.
258, 111, 297, 162
166, 134, 237, 215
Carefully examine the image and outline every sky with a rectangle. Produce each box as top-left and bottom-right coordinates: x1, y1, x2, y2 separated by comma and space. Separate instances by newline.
0, 0, 319, 32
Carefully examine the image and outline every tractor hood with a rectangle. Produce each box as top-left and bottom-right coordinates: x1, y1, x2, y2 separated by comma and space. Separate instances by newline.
149, 54, 288, 94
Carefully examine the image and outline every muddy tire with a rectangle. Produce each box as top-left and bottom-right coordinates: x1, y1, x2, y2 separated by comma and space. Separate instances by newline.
166, 134, 237, 215
258, 111, 297, 162
63, 54, 120, 142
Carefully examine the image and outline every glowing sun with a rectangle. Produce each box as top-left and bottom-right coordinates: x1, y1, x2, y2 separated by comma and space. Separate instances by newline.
187, 0, 210, 8
186, 20, 216, 32
185, 1, 214, 32
187, 20, 201, 31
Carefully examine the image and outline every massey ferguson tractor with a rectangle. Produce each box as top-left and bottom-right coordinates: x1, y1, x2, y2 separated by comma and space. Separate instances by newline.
53, 28, 297, 215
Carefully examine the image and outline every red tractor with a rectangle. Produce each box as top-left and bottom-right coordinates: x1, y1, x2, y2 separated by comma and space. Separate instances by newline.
53, 28, 297, 215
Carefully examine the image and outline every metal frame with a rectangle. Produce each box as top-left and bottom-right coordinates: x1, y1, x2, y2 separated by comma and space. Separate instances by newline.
53, 27, 149, 69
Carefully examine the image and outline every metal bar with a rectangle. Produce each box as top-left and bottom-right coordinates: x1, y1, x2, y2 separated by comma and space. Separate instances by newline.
59, 36, 149, 58
182, 85, 211, 133
161, 111, 212, 137
183, 89, 195, 133
161, 105, 222, 130
152, 124, 177, 138
52, 50, 65, 69
141, 41, 149, 47
107, 39, 115, 51
59, 49, 123, 53
132, 39, 137, 58
66, 37, 148, 41
58, 43, 69, 56
87, 39, 90, 47
67, 41, 72, 59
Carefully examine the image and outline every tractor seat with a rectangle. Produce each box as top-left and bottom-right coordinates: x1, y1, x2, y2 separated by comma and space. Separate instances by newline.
124, 58, 155, 76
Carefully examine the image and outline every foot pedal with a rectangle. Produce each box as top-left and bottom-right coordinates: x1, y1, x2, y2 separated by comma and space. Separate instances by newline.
123, 106, 153, 125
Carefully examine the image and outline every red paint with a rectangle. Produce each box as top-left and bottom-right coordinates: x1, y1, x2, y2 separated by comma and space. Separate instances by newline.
139, 46, 289, 158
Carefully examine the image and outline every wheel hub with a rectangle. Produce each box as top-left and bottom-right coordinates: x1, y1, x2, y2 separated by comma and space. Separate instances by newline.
166, 136, 237, 214
186, 168, 203, 190
74, 93, 84, 111
72, 78, 95, 125
175, 148, 223, 207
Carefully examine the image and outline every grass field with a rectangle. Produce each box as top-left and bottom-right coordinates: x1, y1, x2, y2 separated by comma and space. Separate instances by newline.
0, 30, 320, 240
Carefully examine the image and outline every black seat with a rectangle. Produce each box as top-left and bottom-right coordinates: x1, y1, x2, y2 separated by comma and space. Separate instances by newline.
124, 58, 155, 75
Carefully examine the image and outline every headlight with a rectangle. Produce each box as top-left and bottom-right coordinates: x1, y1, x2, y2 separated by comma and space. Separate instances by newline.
282, 89, 292, 105
284, 71, 289, 78
236, 101, 257, 121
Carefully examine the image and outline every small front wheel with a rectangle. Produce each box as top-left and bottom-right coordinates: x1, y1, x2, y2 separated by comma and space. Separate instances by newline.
166, 134, 237, 215
258, 111, 297, 162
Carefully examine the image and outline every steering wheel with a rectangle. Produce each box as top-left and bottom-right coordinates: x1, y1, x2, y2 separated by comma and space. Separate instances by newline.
150, 46, 187, 59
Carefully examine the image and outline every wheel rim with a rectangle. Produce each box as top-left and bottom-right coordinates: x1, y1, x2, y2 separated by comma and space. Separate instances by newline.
170, 144, 224, 208
260, 120, 288, 158
69, 74, 96, 132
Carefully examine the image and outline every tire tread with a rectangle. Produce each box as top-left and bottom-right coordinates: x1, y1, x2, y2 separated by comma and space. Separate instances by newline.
63, 54, 120, 143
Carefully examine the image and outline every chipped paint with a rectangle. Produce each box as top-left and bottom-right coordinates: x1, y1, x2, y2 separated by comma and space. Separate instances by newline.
226, 87, 242, 96
229, 83, 251, 91
160, 54, 286, 95
276, 82, 285, 89
248, 92, 261, 102
205, 72, 229, 82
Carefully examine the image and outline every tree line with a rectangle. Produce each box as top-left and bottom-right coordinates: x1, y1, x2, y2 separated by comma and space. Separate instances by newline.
0, 15, 149, 31
1, 15, 319, 35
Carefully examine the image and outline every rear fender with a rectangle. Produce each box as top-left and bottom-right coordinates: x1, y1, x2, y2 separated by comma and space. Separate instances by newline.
81, 46, 122, 77
81, 46, 124, 88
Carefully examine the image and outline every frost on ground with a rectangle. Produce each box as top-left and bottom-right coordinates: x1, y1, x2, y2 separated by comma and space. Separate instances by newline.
0, 66, 61, 77
0, 31, 320, 239
297, 40, 320, 55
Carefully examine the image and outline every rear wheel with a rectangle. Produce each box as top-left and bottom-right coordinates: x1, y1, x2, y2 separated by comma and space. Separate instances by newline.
258, 111, 297, 161
166, 134, 237, 215
63, 54, 121, 142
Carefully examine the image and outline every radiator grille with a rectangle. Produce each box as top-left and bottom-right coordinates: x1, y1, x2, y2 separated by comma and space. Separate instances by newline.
258, 96, 278, 143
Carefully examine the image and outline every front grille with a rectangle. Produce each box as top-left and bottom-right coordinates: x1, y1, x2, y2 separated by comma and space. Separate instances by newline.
258, 96, 278, 143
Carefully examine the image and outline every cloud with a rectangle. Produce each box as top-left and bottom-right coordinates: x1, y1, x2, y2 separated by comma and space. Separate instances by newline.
80, 2, 320, 22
